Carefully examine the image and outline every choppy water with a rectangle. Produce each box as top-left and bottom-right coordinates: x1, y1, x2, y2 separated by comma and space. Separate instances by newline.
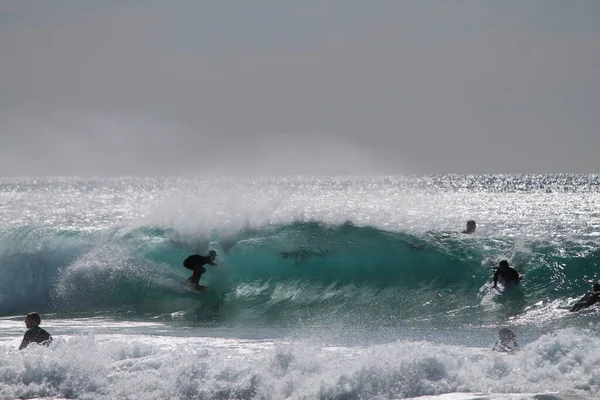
1, 175, 599, 399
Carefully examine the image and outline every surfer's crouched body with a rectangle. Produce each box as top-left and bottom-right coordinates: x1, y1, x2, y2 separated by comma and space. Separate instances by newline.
492, 260, 520, 289
570, 283, 600, 312
183, 250, 218, 288
19, 312, 52, 350
493, 327, 518, 353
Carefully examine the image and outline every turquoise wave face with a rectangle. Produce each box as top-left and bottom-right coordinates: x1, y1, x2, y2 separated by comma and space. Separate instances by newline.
1, 222, 599, 328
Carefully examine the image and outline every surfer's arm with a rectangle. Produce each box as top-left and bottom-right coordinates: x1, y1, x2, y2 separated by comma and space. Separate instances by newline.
570, 299, 586, 312
492, 271, 499, 288
570, 293, 596, 312
18, 331, 32, 350
570, 294, 587, 312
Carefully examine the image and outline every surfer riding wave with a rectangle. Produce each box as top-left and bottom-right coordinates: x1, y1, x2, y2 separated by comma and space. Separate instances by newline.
183, 250, 218, 291
492, 260, 520, 290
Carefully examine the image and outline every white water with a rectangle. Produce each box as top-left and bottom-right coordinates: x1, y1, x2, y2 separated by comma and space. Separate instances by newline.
1, 317, 600, 399
1, 176, 599, 240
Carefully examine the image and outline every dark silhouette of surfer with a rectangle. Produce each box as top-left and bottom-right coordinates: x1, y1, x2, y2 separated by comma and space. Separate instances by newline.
570, 283, 600, 312
183, 250, 218, 290
492, 260, 520, 290
19, 312, 52, 350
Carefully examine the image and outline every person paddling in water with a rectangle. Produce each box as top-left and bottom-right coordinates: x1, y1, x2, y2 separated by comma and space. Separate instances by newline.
492, 260, 520, 289
19, 312, 52, 350
570, 283, 600, 312
183, 250, 218, 290
492, 327, 519, 353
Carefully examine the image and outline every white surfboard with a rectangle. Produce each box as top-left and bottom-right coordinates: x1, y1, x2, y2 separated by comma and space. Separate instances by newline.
180, 281, 212, 293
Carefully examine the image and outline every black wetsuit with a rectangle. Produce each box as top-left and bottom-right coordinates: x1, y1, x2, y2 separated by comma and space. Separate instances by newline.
570, 291, 600, 312
183, 255, 215, 285
493, 267, 520, 287
19, 326, 52, 350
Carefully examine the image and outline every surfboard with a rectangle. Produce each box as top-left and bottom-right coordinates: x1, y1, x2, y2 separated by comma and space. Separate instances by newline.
492, 280, 524, 300
180, 281, 213, 293
492, 276, 515, 296
493, 283, 508, 296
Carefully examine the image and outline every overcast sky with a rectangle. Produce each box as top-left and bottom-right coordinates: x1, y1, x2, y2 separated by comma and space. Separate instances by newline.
1, 1, 599, 176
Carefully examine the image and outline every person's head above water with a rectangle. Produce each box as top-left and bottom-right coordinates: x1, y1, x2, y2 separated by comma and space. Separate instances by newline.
207, 250, 217, 261
499, 327, 516, 342
466, 220, 476, 231
462, 220, 476, 234
593, 283, 600, 292
25, 312, 41, 329
498, 260, 509, 269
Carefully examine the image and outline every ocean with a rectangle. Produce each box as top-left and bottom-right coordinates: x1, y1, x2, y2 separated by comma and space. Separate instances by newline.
1, 175, 599, 400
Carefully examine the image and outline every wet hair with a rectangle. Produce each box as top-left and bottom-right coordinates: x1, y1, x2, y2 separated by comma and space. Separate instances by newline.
207, 250, 217, 259
593, 283, 600, 292
499, 327, 516, 341
26, 312, 41, 325
499, 260, 509, 269
462, 220, 476, 234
